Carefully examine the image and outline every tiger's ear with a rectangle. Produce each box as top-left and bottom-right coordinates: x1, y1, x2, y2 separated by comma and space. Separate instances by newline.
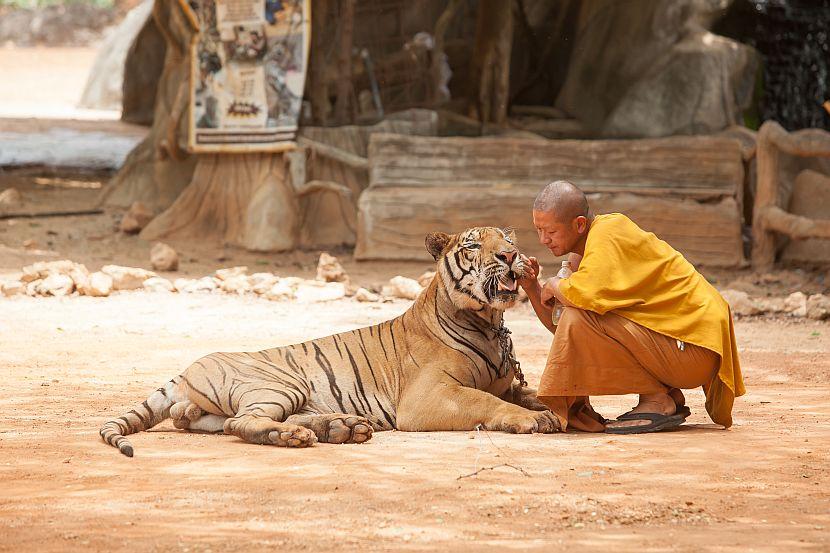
425, 232, 452, 261
502, 226, 517, 243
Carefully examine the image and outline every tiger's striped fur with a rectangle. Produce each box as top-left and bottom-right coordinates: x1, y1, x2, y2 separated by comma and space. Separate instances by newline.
100, 227, 561, 456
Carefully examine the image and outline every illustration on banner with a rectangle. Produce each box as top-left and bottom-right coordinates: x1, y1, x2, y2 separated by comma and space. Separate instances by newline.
188, 0, 310, 152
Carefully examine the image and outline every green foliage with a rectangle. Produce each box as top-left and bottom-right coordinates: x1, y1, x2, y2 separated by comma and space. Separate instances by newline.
0, 0, 114, 8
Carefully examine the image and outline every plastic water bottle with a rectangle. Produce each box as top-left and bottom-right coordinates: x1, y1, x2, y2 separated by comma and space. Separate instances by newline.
551, 260, 572, 326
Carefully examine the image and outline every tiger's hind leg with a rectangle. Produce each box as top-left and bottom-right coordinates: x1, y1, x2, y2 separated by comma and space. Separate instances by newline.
222, 387, 316, 447
186, 414, 227, 433
223, 414, 317, 447
285, 413, 375, 444
170, 401, 204, 430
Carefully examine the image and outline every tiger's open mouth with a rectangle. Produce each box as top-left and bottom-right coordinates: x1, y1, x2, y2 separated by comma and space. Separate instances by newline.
495, 270, 519, 296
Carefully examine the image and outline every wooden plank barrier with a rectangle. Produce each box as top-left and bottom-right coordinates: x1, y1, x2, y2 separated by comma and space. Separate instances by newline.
356, 133, 746, 267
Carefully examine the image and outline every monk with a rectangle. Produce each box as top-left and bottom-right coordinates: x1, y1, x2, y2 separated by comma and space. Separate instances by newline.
518, 180, 745, 434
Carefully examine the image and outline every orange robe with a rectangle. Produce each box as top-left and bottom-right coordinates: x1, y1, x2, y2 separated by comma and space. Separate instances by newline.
549, 213, 745, 428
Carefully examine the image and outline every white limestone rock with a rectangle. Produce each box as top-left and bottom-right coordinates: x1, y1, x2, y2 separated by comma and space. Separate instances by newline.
37, 273, 74, 296
354, 287, 380, 302
26, 280, 40, 296
143, 276, 175, 293
220, 275, 252, 295
720, 289, 761, 316
82, 271, 113, 297
784, 292, 807, 318
177, 276, 218, 293
1, 280, 25, 297
316, 252, 348, 283
248, 272, 279, 294
102, 265, 156, 291
215, 266, 248, 281
21, 260, 80, 282
264, 280, 296, 301
382, 276, 423, 300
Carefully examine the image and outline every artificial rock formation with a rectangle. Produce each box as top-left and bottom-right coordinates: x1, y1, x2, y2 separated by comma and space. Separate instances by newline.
555, 0, 758, 138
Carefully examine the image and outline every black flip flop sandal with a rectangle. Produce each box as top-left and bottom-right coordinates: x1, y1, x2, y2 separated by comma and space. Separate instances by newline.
605, 406, 690, 435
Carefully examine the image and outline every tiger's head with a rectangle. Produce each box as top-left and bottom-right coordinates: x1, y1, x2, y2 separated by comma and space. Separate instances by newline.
425, 227, 524, 311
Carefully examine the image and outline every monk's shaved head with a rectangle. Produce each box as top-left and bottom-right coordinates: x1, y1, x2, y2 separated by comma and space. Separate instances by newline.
533, 180, 589, 222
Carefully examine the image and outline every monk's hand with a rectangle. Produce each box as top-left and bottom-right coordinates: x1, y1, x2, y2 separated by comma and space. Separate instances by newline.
540, 278, 559, 308
517, 255, 540, 291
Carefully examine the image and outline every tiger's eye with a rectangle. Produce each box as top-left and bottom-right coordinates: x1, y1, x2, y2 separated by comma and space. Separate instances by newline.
463, 243, 481, 250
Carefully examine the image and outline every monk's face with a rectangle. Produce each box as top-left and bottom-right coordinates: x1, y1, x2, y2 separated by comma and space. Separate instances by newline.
532, 210, 586, 257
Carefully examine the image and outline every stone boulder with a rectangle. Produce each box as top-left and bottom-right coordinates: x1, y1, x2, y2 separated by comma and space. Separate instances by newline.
248, 273, 279, 295
215, 266, 248, 281
150, 242, 179, 271
354, 288, 381, 302
382, 276, 423, 300
220, 275, 252, 295
264, 280, 296, 301
81, 272, 114, 297
21, 260, 80, 282
143, 276, 175, 293
101, 265, 156, 291
37, 273, 74, 296
1, 280, 25, 297
720, 288, 761, 316
783, 292, 807, 318
316, 252, 349, 283
120, 202, 155, 234
556, 0, 758, 138
175, 277, 218, 294
806, 294, 830, 321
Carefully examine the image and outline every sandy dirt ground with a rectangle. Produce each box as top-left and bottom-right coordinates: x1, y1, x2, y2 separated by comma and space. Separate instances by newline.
0, 172, 829, 552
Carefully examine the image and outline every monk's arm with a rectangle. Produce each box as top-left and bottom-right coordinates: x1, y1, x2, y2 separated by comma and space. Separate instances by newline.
541, 277, 577, 308
524, 279, 556, 334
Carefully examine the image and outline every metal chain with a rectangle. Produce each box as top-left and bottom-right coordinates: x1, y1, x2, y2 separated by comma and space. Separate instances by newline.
493, 321, 527, 388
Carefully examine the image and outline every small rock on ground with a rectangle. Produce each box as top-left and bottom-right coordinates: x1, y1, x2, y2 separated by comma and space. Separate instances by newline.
150, 242, 179, 272
316, 253, 349, 283
101, 265, 156, 291
119, 201, 154, 234
382, 276, 423, 300
143, 276, 175, 293
354, 287, 380, 302
806, 294, 830, 320
81, 272, 113, 297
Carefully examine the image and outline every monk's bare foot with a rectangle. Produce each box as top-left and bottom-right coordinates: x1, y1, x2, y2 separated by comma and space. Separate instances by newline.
605, 392, 678, 431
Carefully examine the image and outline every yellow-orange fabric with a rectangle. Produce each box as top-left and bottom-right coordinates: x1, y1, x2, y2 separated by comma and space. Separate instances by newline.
538, 308, 720, 431
556, 213, 744, 427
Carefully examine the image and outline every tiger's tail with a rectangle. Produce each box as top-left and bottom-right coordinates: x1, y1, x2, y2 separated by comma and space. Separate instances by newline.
99, 377, 182, 457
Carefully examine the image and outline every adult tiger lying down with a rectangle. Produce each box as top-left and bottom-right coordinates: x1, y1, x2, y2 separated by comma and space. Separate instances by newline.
100, 227, 560, 457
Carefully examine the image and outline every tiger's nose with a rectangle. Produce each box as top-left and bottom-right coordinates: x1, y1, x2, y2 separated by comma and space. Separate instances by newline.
497, 250, 517, 265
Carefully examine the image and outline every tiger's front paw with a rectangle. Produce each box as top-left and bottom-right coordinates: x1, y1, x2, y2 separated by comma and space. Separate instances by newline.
500, 410, 561, 434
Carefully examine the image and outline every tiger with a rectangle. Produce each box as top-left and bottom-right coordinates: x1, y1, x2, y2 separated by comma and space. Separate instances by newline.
100, 227, 561, 457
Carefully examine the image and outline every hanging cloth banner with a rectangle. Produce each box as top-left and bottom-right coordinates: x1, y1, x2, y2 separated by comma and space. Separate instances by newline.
185, 0, 310, 153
